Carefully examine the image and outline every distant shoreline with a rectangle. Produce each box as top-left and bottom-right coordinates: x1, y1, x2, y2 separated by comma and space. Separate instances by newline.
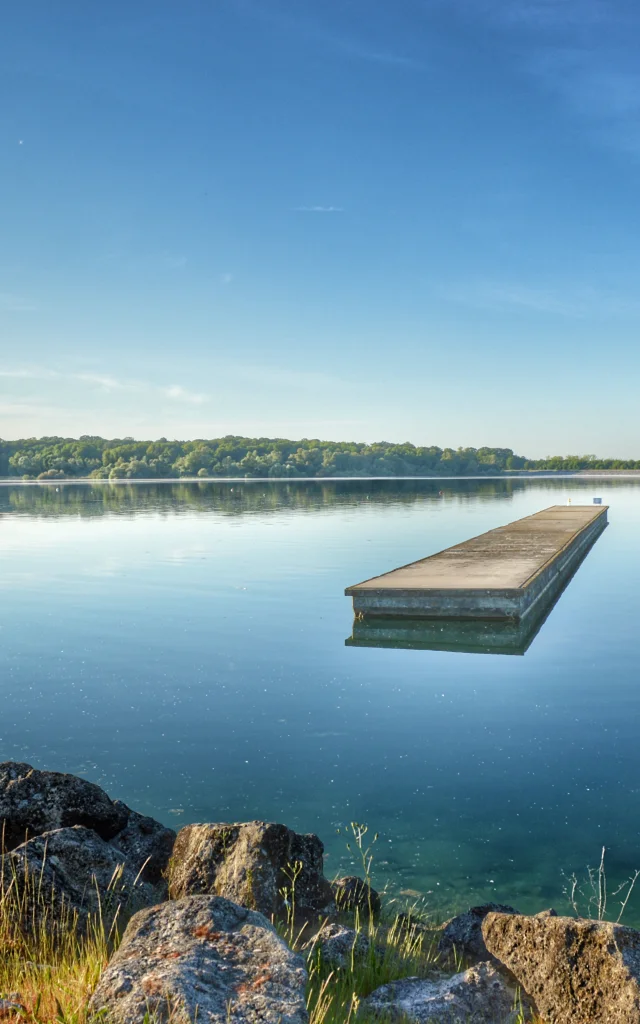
2, 471, 640, 486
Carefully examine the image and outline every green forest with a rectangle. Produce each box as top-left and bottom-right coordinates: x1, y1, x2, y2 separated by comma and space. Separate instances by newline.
1, 436, 638, 479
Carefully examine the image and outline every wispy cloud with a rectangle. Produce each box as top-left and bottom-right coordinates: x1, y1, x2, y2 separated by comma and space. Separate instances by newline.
328, 36, 420, 68
162, 385, 207, 405
0, 369, 53, 379
0, 367, 209, 404
73, 372, 141, 392
236, 0, 420, 70
294, 205, 344, 213
446, 0, 640, 157
441, 279, 640, 318
462, 0, 610, 29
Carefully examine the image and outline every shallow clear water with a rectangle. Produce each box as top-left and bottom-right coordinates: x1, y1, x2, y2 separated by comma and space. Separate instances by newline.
2, 478, 640, 920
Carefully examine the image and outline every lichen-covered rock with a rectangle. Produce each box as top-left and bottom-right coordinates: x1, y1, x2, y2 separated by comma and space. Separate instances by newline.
3, 826, 159, 930
88, 895, 308, 1024
110, 803, 176, 886
305, 922, 371, 969
438, 903, 519, 963
361, 962, 528, 1023
0, 762, 128, 849
331, 875, 380, 917
0, 762, 176, 885
168, 821, 334, 919
483, 911, 640, 1024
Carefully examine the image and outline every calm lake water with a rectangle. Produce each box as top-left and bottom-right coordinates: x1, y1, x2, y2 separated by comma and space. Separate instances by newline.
2, 478, 640, 920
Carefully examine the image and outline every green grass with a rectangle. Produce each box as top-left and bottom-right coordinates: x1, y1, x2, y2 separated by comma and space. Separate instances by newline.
0, 884, 539, 1023
279, 903, 539, 1024
0, 840, 124, 1023
0, 824, 539, 1023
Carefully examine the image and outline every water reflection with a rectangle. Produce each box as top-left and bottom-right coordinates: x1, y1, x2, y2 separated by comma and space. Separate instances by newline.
0, 476, 634, 519
347, 614, 544, 655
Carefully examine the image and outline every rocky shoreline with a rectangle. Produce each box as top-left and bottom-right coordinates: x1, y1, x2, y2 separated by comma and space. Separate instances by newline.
2, 762, 640, 1022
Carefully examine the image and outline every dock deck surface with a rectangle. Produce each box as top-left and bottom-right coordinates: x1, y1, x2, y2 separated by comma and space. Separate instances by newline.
346, 505, 608, 620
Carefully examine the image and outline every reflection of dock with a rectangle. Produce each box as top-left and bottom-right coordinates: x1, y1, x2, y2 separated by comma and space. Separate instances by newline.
346, 615, 539, 655
345, 505, 608, 622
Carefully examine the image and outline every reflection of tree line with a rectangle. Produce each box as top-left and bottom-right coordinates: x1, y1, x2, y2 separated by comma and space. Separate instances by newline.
1, 477, 636, 519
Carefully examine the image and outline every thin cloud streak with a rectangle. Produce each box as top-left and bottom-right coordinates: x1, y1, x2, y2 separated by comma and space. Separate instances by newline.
237, 0, 420, 70
444, 0, 640, 157
294, 206, 344, 213
0, 367, 209, 404
441, 280, 640, 318
163, 385, 207, 405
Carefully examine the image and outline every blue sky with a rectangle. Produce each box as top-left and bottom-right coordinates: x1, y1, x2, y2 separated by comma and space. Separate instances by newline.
2, 0, 640, 456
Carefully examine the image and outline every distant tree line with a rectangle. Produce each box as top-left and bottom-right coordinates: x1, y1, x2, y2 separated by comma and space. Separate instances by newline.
0, 436, 638, 480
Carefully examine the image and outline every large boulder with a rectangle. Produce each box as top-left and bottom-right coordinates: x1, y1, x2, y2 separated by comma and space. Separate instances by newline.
168, 821, 334, 919
438, 903, 519, 963
88, 895, 308, 1024
0, 762, 128, 848
483, 911, 640, 1024
331, 875, 380, 917
3, 826, 159, 930
0, 762, 176, 884
110, 803, 176, 886
360, 962, 529, 1023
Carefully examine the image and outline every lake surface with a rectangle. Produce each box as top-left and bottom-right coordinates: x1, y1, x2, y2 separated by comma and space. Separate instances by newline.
2, 477, 640, 921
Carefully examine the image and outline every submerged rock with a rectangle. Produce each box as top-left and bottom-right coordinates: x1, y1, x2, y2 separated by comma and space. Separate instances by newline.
88, 894, 308, 1024
3, 826, 159, 930
331, 875, 380, 917
0, 762, 176, 884
361, 962, 528, 1023
168, 821, 334, 919
304, 922, 371, 969
483, 911, 640, 1024
438, 903, 520, 963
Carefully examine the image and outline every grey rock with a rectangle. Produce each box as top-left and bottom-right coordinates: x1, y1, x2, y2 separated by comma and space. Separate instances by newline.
361, 962, 528, 1023
3, 826, 159, 930
168, 821, 334, 919
438, 903, 519, 963
483, 911, 640, 1024
0, 762, 128, 849
88, 894, 308, 1024
109, 802, 176, 886
0, 996, 26, 1019
331, 875, 380, 917
0, 762, 175, 886
305, 922, 371, 969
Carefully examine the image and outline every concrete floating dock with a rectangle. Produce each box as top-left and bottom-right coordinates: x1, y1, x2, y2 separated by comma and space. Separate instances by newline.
345, 505, 608, 622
